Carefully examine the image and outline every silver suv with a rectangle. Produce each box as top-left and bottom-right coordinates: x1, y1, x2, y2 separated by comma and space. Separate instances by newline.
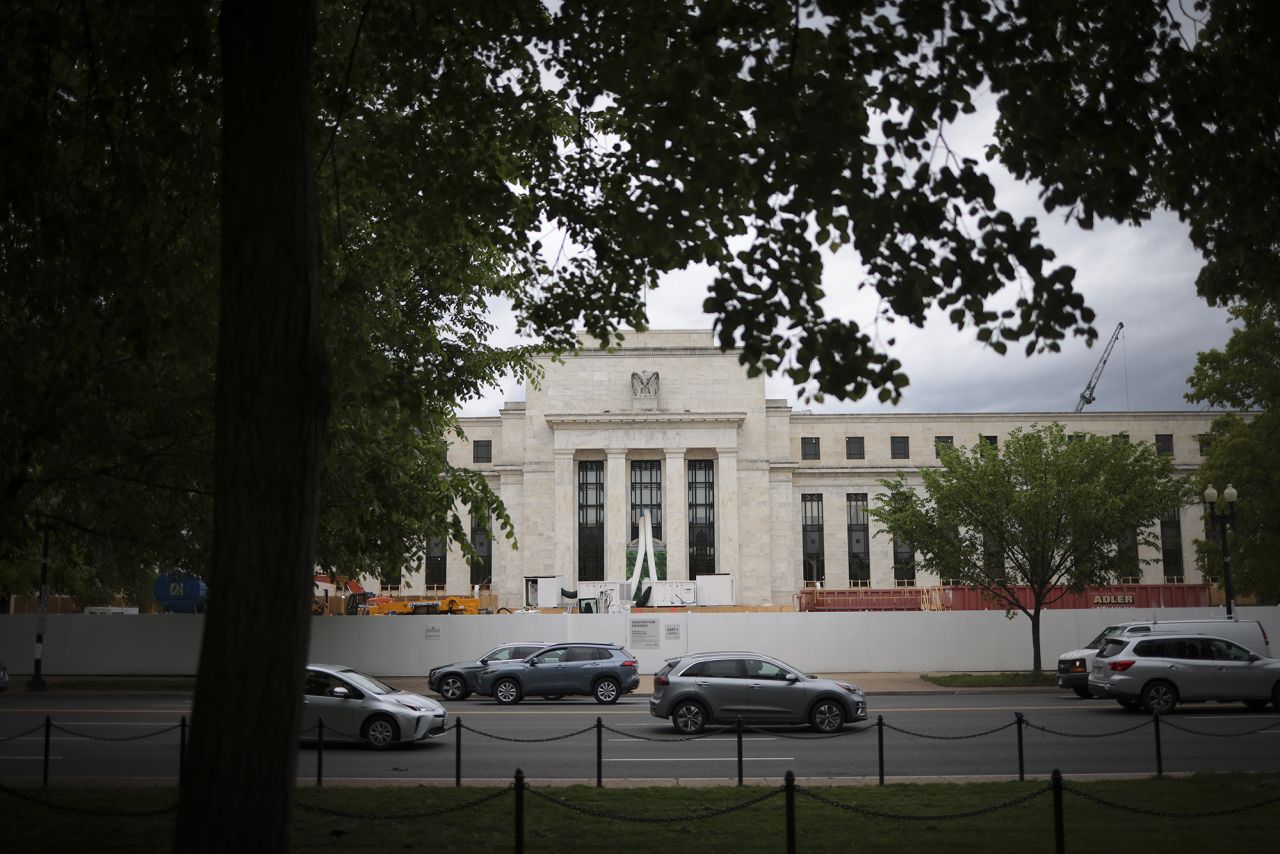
475, 642, 640, 705
649, 651, 868, 734
1089, 633, 1280, 714
428, 642, 549, 701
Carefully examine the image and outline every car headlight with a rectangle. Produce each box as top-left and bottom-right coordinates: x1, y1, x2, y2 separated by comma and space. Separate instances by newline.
837, 682, 862, 695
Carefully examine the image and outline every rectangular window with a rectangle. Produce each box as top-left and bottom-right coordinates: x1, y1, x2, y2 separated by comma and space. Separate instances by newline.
630, 460, 663, 541
801, 494, 825, 584
1155, 434, 1174, 456
981, 435, 998, 448
893, 537, 916, 587
934, 436, 953, 458
1067, 433, 1084, 444
578, 461, 605, 582
891, 436, 910, 459
473, 440, 492, 464
1160, 507, 1184, 582
1113, 433, 1130, 445
688, 460, 716, 577
469, 516, 492, 586
845, 436, 865, 460
424, 537, 446, 588
982, 535, 1004, 580
846, 493, 870, 586
801, 437, 821, 460
1198, 435, 1212, 456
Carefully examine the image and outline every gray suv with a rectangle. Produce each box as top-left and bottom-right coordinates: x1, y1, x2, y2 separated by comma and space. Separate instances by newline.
428, 642, 549, 701
475, 642, 640, 705
649, 651, 868, 733
1090, 633, 1280, 714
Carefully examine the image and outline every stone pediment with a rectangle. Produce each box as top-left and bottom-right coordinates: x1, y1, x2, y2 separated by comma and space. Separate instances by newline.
544, 411, 746, 429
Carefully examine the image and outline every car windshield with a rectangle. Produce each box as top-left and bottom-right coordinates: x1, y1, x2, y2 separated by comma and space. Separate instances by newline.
337, 669, 395, 696
1085, 626, 1126, 649
1096, 639, 1129, 659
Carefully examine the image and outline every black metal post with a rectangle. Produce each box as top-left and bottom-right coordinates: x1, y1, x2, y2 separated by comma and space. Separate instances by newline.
26, 525, 52, 692
596, 716, 603, 788
1205, 489, 1237, 617
737, 717, 744, 786
514, 768, 525, 854
455, 717, 463, 788
43, 715, 51, 787
1015, 712, 1025, 782
179, 716, 187, 782
1051, 769, 1065, 854
317, 717, 325, 787
877, 715, 885, 786
785, 770, 796, 854
1153, 713, 1163, 778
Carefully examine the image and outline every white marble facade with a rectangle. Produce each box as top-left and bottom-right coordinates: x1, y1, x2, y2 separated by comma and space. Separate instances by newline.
426, 330, 1220, 609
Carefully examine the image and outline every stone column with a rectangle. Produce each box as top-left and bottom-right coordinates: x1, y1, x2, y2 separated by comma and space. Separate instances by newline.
553, 450, 575, 585
716, 448, 739, 577
606, 450, 629, 581
663, 449, 687, 581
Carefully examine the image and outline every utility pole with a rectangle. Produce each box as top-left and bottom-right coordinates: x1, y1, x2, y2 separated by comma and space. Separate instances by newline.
26, 523, 52, 692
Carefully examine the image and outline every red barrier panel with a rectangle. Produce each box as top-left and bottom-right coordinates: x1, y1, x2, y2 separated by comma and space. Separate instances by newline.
797, 583, 1212, 612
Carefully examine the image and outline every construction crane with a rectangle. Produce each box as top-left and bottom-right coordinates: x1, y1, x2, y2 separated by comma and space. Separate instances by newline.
1074, 322, 1124, 412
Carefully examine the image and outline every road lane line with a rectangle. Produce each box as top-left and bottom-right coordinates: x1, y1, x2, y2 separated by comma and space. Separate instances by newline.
603, 757, 794, 763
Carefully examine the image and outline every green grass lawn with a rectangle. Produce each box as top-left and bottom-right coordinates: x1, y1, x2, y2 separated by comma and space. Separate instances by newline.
2, 773, 1277, 853
920, 671, 1059, 688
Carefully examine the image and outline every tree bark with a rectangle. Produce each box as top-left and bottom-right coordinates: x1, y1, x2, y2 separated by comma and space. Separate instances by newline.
1029, 608, 1043, 674
175, 2, 326, 851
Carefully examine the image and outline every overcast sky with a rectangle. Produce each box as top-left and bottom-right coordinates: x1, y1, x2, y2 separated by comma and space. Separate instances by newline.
460, 96, 1235, 419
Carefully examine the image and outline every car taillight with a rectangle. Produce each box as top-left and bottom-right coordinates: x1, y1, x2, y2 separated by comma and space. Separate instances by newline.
1108, 660, 1135, 672
622, 659, 637, 667
654, 674, 669, 686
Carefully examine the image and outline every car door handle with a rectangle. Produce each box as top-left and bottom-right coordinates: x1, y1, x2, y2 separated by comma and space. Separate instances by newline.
695, 681, 711, 686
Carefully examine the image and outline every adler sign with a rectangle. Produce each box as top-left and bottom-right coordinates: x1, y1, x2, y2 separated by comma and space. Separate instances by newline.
1092, 594, 1136, 606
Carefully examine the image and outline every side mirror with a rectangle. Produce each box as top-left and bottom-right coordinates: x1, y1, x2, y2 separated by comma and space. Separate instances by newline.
479, 658, 489, 665
528, 658, 539, 666
331, 686, 351, 699
784, 673, 800, 683
1248, 653, 1261, 662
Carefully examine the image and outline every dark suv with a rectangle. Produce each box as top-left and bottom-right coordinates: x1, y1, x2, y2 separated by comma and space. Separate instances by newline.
649, 651, 868, 733
475, 642, 640, 705
428, 642, 549, 701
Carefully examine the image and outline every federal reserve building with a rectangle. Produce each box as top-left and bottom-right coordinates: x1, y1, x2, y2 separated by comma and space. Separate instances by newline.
403, 330, 1218, 611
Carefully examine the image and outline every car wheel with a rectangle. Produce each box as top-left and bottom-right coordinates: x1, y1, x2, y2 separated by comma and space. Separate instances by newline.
672, 701, 707, 734
438, 674, 469, 701
542, 695, 564, 701
1141, 681, 1178, 715
1117, 698, 1142, 712
362, 714, 399, 749
1072, 686, 1091, 699
810, 700, 846, 733
593, 677, 621, 704
493, 678, 523, 705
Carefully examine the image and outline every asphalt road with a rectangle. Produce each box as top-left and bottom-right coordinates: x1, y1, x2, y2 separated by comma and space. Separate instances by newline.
1, 691, 1277, 786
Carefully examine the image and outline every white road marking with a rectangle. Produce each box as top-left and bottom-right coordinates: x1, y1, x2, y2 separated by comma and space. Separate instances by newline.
604, 757, 794, 762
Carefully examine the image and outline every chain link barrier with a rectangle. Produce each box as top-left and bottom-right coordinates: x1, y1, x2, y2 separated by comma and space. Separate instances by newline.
1023, 718, 1153, 739
50, 722, 181, 742
0, 779, 177, 817
794, 782, 1050, 820
882, 719, 1019, 740
296, 785, 512, 820
1062, 782, 1280, 818
525, 782, 784, 823
0, 723, 46, 743
600, 722, 734, 743
461, 721, 596, 743
1158, 718, 1280, 738
743, 723, 863, 740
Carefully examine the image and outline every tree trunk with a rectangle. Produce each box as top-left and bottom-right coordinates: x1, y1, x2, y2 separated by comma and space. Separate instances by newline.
1029, 607, 1043, 674
175, 2, 326, 851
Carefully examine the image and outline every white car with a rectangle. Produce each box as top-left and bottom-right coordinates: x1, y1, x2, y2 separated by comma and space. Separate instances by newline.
302, 664, 448, 748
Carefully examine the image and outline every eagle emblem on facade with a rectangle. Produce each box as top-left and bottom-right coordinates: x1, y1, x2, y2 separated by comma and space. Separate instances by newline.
631, 370, 660, 398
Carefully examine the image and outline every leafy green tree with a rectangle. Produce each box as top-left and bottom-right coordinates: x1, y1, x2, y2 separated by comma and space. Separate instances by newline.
1187, 301, 1280, 602
870, 425, 1188, 672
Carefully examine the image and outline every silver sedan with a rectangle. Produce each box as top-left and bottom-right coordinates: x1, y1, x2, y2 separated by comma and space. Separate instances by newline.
302, 664, 448, 748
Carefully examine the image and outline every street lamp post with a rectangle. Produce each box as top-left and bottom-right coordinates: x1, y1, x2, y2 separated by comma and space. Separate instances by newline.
26, 523, 53, 692
1202, 484, 1238, 618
